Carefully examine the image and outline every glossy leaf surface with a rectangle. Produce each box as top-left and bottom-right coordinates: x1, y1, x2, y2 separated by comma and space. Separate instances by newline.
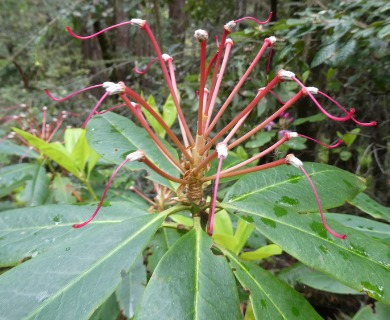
0, 201, 148, 267
0, 212, 164, 320
224, 250, 322, 320
136, 223, 241, 320
222, 163, 390, 303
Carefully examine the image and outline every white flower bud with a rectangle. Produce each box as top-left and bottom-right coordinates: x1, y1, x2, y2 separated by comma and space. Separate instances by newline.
130, 19, 146, 28
268, 36, 277, 44
286, 131, 298, 138
194, 29, 208, 41
224, 21, 236, 32
216, 143, 228, 158
162, 53, 172, 61
104, 82, 125, 95
304, 87, 319, 95
126, 150, 145, 162
286, 154, 303, 168
278, 70, 295, 81
225, 38, 234, 46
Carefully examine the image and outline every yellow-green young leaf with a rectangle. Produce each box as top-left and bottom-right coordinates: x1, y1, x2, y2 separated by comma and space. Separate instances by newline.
214, 209, 234, 236
233, 218, 255, 255
213, 234, 237, 252
169, 213, 193, 227
64, 128, 83, 154
143, 95, 165, 137
13, 128, 81, 177
162, 94, 177, 130
240, 244, 283, 261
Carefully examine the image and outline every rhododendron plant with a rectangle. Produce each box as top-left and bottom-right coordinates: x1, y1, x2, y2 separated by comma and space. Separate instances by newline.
2, 11, 388, 320
45, 13, 375, 240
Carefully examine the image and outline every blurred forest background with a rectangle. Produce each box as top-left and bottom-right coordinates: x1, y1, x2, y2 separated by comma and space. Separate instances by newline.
1, 0, 389, 204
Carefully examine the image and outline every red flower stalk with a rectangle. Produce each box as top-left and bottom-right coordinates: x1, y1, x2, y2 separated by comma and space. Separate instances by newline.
50, 14, 373, 238
286, 154, 347, 240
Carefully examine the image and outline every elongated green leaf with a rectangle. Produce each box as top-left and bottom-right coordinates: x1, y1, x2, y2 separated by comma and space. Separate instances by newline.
162, 94, 177, 132
222, 202, 390, 303
20, 163, 49, 206
0, 163, 36, 198
349, 193, 390, 222
13, 128, 81, 177
136, 223, 241, 319
143, 95, 165, 137
224, 163, 366, 213
352, 302, 390, 320
90, 293, 120, 320
86, 112, 179, 188
311, 41, 337, 67
115, 255, 146, 318
0, 201, 148, 267
224, 250, 322, 320
222, 164, 390, 303
0, 140, 38, 158
239, 244, 283, 261
0, 212, 165, 320
50, 174, 77, 204
329, 213, 390, 240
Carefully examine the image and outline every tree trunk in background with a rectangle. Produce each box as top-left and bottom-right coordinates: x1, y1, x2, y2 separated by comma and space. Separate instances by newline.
270, 0, 277, 21
168, 0, 187, 53
114, 0, 131, 81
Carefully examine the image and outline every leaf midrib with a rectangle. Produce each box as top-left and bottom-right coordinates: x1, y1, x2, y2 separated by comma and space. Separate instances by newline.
222, 202, 390, 272
227, 168, 336, 202
25, 213, 164, 319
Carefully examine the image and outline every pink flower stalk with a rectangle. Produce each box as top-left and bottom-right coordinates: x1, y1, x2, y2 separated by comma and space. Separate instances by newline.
286, 154, 347, 240
73, 151, 145, 228
49, 15, 373, 238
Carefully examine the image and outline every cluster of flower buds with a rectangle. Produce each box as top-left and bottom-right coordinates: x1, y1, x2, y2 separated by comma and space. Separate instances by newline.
0, 104, 78, 154
45, 13, 375, 239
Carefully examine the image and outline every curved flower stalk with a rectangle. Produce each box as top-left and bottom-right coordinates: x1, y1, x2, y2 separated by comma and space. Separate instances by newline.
48, 14, 375, 237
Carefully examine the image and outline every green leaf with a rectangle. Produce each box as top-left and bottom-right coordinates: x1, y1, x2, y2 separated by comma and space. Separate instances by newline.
222, 164, 390, 303
50, 174, 77, 204
224, 163, 366, 212
221, 202, 390, 303
352, 302, 390, 320
146, 228, 182, 274
377, 24, 390, 38
349, 193, 390, 222
245, 131, 275, 149
311, 42, 337, 68
293, 113, 326, 126
13, 128, 81, 177
66, 128, 100, 175
224, 250, 322, 320
240, 244, 283, 261
20, 163, 49, 206
136, 222, 241, 319
0, 212, 165, 320
0, 163, 36, 198
0, 140, 38, 158
115, 255, 146, 318
90, 293, 120, 320
162, 94, 177, 132
86, 112, 179, 189
329, 213, 390, 240
143, 95, 165, 137
0, 201, 148, 267
279, 263, 361, 295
